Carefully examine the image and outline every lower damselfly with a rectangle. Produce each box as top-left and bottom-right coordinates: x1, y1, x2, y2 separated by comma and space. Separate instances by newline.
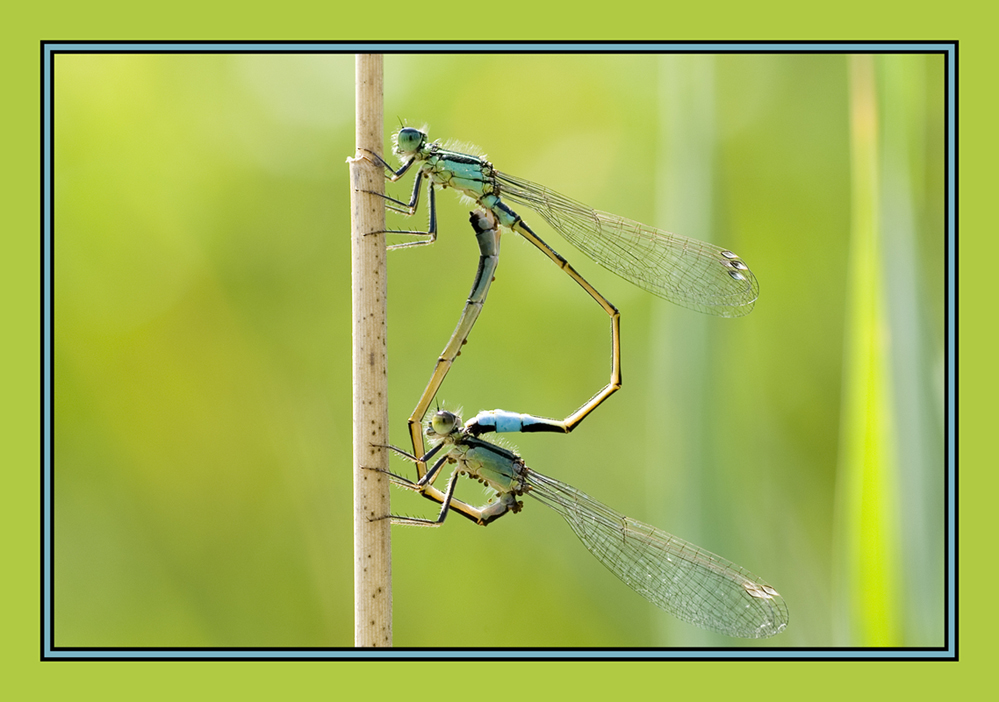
375, 409, 788, 639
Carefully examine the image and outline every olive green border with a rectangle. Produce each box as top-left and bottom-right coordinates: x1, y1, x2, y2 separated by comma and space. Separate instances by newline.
4, 1, 988, 698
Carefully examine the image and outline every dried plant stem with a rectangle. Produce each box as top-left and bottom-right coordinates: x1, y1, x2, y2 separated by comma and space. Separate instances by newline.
349, 53, 391, 647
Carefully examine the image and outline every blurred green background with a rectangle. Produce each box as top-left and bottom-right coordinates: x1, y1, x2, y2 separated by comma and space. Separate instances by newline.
53, 52, 945, 648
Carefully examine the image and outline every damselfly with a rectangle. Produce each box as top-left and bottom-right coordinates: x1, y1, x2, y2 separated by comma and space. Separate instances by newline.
375, 409, 787, 639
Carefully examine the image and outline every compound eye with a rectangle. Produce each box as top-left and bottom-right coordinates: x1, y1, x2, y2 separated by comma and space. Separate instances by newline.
395, 127, 426, 155
429, 410, 459, 437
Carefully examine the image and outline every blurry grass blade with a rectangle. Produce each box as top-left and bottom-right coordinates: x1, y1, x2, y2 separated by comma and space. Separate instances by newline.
833, 54, 901, 646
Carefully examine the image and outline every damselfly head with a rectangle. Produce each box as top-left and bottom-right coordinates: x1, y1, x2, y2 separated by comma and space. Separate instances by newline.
393, 126, 428, 158
427, 410, 462, 439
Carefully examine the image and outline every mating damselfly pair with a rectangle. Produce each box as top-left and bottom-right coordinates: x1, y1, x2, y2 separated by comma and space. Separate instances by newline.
361, 125, 786, 639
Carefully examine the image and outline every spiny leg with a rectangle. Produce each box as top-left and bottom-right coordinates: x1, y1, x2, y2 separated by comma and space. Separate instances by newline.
384, 463, 464, 528
357, 147, 416, 182
359, 160, 439, 247
373, 442, 505, 527
383, 184, 438, 250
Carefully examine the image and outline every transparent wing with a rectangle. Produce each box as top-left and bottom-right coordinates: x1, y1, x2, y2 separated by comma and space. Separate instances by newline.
524, 468, 788, 639
497, 171, 759, 317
